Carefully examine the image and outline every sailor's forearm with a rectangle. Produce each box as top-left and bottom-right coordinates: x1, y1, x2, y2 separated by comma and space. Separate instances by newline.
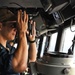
12, 33, 28, 72
29, 42, 37, 62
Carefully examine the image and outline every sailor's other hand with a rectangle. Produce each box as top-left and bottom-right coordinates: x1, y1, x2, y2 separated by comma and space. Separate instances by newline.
27, 20, 36, 41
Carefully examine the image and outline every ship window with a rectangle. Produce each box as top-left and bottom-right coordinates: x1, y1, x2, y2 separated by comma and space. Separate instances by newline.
48, 32, 58, 52
60, 25, 75, 60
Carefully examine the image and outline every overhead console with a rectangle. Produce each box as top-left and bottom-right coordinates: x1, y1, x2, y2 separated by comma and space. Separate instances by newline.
0, 0, 75, 36
39, 0, 75, 32
40, 0, 69, 14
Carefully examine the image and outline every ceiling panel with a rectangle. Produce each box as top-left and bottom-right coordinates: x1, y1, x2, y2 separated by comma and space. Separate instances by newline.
0, 0, 43, 8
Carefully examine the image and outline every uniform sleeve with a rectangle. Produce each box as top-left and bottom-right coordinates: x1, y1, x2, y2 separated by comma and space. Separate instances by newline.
0, 44, 19, 74
6, 48, 19, 74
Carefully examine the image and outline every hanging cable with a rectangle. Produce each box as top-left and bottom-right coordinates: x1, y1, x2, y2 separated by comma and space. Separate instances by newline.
68, 35, 75, 55
70, 18, 75, 32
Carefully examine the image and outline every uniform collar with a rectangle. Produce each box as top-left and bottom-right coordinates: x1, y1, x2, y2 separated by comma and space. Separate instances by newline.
0, 43, 10, 53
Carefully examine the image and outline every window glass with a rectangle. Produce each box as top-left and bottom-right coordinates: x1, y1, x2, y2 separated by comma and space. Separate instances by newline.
40, 36, 47, 57
60, 25, 75, 60
48, 32, 58, 52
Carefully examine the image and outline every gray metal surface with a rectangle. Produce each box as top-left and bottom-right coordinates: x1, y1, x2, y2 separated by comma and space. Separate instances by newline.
36, 60, 75, 75
35, 52, 75, 75
0, 0, 43, 8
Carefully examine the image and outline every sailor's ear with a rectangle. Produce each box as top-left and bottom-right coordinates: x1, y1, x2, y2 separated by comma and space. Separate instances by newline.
0, 22, 2, 30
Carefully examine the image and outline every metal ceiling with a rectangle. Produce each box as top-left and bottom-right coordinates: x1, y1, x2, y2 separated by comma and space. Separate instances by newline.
0, 0, 43, 8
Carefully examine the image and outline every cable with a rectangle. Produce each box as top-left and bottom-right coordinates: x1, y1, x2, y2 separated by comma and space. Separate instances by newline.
70, 19, 75, 32
9, 2, 24, 8
68, 35, 75, 55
